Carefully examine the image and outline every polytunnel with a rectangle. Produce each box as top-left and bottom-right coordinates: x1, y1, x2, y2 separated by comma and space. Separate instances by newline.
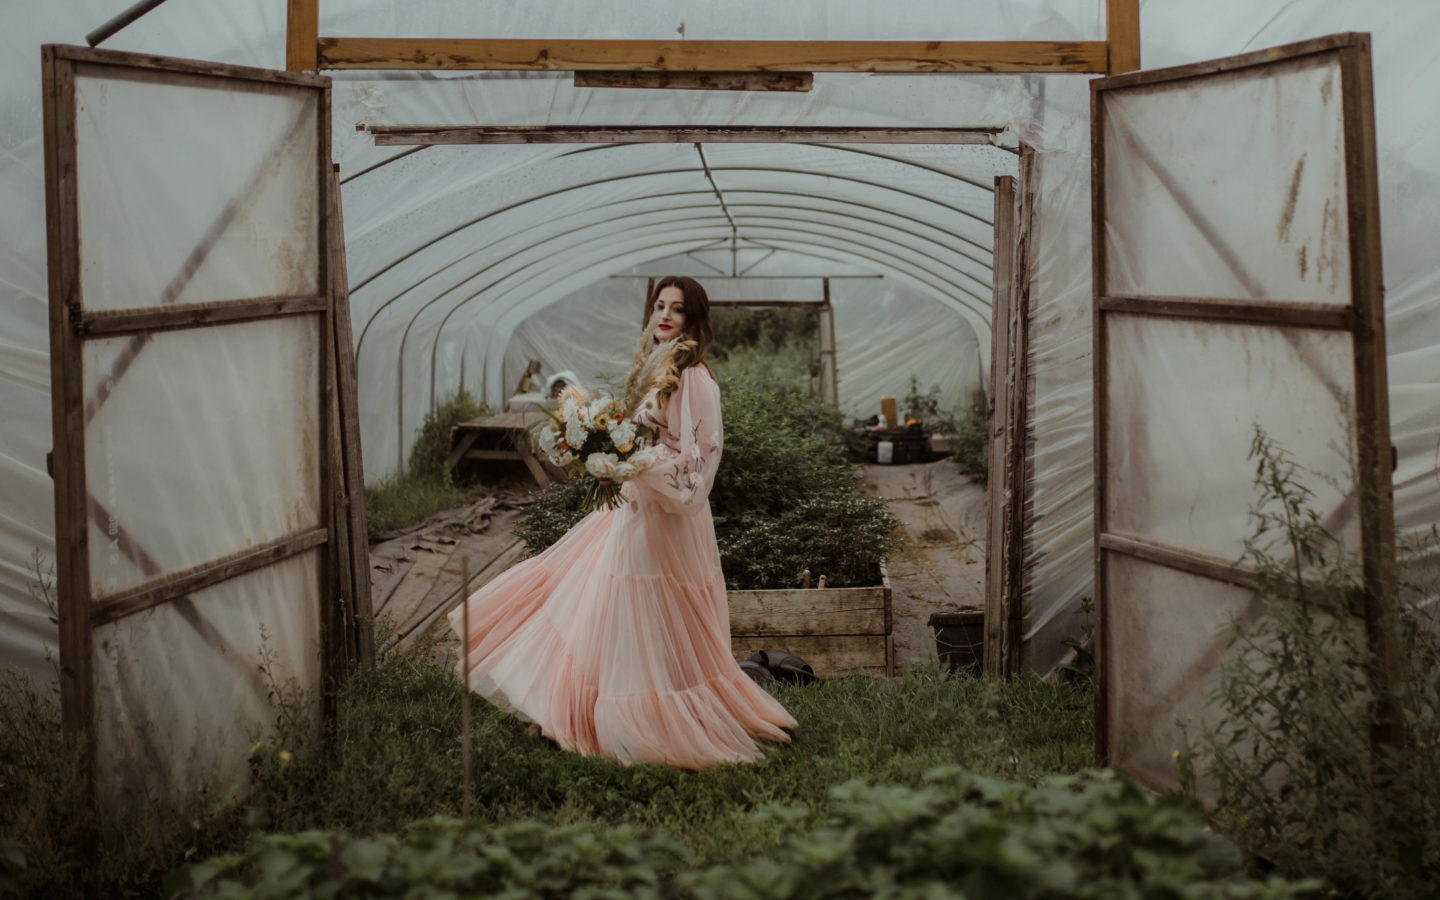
2, 1, 1439, 808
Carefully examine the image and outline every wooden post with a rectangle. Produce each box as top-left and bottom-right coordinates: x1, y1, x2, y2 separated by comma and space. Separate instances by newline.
328, 165, 375, 668
984, 176, 1016, 678
819, 279, 838, 406
287, 0, 319, 72
1339, 37, 1401, 753
460, 555, 473, 826
42, 47, 93, 748
1106, 0, 1141, 75
1003, 146, 1038, 677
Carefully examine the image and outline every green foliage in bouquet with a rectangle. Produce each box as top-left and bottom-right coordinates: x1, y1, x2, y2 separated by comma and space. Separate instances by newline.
516, 364, 898, 589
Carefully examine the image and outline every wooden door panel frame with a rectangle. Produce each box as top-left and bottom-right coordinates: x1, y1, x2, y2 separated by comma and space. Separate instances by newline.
1090, 32, 1397, 768
41, 47, 371, 781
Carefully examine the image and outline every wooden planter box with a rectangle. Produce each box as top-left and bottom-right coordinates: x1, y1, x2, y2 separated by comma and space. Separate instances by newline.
728, 563, 893, 678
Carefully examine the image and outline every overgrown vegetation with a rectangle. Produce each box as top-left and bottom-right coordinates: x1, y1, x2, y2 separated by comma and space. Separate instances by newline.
3, 636, 1101, 897
1179, 428, 1440, 898
168, 768, 1313, 900
516, 343, 899, 589
364, 388, 493, 538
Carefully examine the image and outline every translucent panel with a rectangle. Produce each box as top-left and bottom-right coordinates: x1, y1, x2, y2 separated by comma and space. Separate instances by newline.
1102, 53, 1350, 303
75, 69, 320, 310
84, 318, 322, 596
1106, 315, 1359, 562
1104, 554, 1258, 793
92, 551, 321, 811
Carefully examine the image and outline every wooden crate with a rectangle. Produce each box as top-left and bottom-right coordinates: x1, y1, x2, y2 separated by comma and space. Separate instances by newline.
728, 564, 893, 678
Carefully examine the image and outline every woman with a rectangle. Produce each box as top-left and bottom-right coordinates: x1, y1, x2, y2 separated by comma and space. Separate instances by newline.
448, 275, 797, 769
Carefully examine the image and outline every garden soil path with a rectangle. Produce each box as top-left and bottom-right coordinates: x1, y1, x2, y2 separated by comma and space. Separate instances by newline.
857, 461, 988, 676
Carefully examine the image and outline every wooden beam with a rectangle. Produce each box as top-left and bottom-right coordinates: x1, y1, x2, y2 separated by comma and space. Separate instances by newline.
575, 71, 812, 92
78, 294, 327, 337
1098, 533, 1254, 590
1097, 296, 1359, 331
1106, 0, 1141, 75
369, 124, 1006, 146
286, 0, 319, 72
90, 528, 330, 626
318, 38, 1109, 73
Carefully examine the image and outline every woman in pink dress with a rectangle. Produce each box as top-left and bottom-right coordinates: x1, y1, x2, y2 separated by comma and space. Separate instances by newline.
448, 275, 797, 769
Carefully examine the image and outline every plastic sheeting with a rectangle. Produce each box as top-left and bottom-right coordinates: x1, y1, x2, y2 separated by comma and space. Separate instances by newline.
2, 1, 1439, 707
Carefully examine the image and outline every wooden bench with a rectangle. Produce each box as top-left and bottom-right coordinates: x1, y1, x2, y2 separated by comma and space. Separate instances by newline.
445, 409, 558, 487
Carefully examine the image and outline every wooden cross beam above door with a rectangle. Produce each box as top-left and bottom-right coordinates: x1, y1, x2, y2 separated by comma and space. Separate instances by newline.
286, 0, 1140, 77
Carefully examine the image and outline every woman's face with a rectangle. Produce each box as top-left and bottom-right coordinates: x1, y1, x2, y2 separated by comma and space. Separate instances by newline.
650, 285, 686, 342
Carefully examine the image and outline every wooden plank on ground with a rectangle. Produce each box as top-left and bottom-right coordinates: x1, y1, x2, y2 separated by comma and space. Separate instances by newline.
731, 634, 887, 678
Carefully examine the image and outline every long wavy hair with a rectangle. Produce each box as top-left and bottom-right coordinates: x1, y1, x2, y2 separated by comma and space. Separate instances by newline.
622, 275, 713, 414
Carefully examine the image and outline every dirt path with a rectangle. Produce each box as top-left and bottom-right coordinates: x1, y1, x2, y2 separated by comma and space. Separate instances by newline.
857, 461, 988, 675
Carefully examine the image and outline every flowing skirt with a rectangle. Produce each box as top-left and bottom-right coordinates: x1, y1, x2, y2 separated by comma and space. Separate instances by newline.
447, 492, 796, 769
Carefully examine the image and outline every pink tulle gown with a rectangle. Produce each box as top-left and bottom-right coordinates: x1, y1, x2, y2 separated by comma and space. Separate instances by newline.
448, 365, 796, 768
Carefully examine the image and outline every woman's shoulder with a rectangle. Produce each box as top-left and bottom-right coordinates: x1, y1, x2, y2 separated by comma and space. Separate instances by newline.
682, 363, 719, 391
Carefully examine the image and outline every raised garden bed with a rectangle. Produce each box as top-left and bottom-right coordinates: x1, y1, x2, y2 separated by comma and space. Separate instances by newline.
728, 563, 892, 678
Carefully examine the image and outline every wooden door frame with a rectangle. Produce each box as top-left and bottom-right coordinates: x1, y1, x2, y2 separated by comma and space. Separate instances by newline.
41, 46, 372, 771
1089, 33, 1397, 766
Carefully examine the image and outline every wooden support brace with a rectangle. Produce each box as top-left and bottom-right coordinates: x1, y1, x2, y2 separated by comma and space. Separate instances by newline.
287, 0, 319, 72
317, 38, 1109, 74
1106, 0, 1141, 75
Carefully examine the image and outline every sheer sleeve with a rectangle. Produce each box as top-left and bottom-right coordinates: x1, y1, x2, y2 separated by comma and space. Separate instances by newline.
632, 366, 723, 515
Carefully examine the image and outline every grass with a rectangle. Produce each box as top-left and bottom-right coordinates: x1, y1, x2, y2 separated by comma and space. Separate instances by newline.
364, 470, 489, 538
364, 387, 494, 539
0, 648, 1093, 897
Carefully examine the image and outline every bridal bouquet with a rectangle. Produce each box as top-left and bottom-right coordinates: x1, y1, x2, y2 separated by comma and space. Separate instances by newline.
537, 390, 656, 511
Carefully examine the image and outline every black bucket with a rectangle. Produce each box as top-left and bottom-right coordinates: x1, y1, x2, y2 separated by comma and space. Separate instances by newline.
929, 611, 985, 674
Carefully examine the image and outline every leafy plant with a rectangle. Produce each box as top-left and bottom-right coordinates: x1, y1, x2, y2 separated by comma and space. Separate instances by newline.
364, 388, 494, 539
952, 389, 990, 484
169, 768, 1312, 900
901, 375, 958, 434
407, 387, 491, 481
1181, 427, 1440, 898
166, 817, 691, 900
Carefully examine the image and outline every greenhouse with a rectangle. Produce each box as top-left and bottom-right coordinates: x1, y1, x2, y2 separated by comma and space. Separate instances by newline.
2, 1, 1439, 896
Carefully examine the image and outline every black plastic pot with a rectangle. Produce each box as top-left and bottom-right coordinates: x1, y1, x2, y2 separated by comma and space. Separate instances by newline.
928, 611, 985, 674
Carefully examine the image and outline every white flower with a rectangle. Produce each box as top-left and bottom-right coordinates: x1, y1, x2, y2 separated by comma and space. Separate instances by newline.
627, 448, 656, 472
537, 425, 558, 456
613, 460, 639, 481
585, 452, 620, 481
608, 420, 637, 453
564, 409, 588, 450
554, 450, 576, 467
587, 397, 613, 425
